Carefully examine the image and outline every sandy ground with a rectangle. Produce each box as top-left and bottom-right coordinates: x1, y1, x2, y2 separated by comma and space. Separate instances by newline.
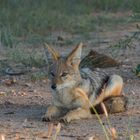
0, 22, 140, 140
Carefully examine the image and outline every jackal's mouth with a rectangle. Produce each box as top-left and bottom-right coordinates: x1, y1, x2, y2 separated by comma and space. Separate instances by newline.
56, 81, 76, 91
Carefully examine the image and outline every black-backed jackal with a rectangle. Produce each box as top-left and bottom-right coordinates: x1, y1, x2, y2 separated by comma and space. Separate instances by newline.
42, 43, 126, 123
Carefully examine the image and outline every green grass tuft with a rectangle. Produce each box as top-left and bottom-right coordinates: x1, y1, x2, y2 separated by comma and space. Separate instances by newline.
30, 71, 47, 81
7, 47, 46, 67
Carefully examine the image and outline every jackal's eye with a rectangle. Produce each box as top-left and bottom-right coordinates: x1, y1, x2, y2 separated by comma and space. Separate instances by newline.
61, 72, 68, 77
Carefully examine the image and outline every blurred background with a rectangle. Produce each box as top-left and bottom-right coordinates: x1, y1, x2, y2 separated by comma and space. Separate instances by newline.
0, 0, 140, 70
0, 0, 139, 46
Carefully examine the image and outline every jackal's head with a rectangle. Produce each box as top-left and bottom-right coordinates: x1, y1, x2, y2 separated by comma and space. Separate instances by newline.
45, 43, 83, 92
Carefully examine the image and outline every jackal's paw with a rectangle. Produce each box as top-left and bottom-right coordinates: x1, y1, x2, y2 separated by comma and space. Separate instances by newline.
61, 108, 92, 123
61, 114, 72, 123
42, 114, 51, 122
61, 110, 79, 123
42, 112, 53, 122
42, 106, 60, 122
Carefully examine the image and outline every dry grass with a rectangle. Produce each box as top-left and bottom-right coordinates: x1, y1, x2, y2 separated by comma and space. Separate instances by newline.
0, 134, 5, 140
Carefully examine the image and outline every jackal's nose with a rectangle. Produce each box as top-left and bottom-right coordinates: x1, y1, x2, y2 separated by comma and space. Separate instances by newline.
51, 84, 57, 90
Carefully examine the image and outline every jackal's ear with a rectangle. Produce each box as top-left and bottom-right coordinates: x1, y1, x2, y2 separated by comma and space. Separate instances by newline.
44, 43, 60, 62
66, 42, 83, 66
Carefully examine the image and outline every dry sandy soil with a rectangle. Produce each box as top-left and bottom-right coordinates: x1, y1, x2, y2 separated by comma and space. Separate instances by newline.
0, 22, 140, 140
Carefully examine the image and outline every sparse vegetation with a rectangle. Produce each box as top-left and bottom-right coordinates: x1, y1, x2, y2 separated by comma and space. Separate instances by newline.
135, 64, 140, 77
30, 71, 47, 81
109, 25, 140, 57
7, 46, 45, 67
110, 25, 140, 50
0, 0, 140, 46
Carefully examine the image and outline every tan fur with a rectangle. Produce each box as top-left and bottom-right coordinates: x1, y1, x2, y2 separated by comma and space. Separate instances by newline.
42, 43, 124, 123
42, 106, 61, 120
63, 108, 92, 123
72, 88, 90, 109
93, 75, 123, 106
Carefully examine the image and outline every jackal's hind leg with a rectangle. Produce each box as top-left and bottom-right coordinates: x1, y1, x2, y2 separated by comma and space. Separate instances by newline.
92, 96, 127, 114
93, 75, 123, 106
103, 96, 127, 113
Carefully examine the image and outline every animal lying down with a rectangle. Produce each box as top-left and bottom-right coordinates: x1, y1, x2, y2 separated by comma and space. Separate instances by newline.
42, 43, 127, 123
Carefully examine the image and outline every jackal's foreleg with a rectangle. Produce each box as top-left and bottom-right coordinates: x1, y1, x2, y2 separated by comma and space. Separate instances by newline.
62, 88, 92, 123
62, 108, 92, 123
42, 105, 62, 121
